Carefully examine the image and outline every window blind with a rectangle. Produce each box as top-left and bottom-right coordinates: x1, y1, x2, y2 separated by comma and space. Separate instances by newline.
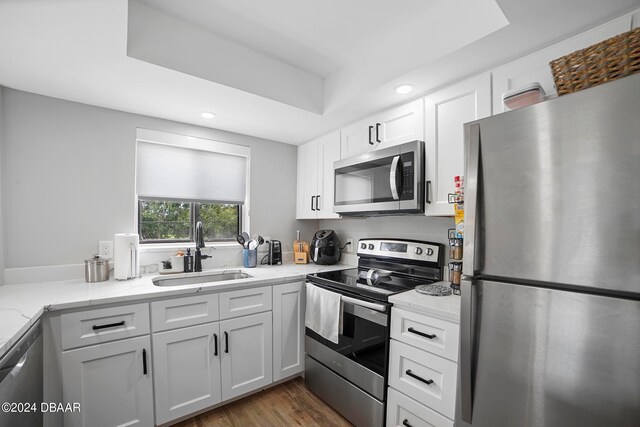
136, 141, 247, 203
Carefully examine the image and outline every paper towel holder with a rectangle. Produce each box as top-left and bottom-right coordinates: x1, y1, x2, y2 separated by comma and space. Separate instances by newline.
114, 233, 140, 280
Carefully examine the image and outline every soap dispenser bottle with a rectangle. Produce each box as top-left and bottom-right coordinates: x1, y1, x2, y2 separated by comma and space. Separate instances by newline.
184, 248, 194, 273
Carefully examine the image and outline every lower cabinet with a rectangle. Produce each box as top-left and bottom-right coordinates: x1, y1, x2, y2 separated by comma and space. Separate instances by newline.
153, 311, 273, 424
58, 282, 304, 426
272, 281, 305, 381
152, 323, 222, 425
62, 335, 154, 427
220, 311, 273, 400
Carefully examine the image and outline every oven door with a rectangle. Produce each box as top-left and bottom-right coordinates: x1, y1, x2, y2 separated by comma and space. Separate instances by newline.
333, 140, 424, 215
304, 282, 390, 400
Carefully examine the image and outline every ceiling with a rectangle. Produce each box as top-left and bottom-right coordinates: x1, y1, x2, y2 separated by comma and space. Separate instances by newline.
0, 0, 638, 145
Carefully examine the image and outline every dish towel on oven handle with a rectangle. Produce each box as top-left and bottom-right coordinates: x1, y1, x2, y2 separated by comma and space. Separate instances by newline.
305, 283, 342, 344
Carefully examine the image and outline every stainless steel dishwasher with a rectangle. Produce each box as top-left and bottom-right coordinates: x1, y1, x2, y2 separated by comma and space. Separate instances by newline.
0, 321, 43, 427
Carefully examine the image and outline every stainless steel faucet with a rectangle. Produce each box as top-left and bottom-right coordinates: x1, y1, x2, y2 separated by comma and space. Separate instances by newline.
194, 221, 211, 272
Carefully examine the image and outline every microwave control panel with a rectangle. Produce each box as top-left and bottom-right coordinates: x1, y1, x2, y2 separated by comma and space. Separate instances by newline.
400, 153, 414, 200
357, 238, 440, 264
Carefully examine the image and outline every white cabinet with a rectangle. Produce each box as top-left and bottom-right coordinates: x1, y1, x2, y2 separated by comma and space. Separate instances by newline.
492, 15, 632, 114
424, 73, 491, 216
152, 289, 274, 424
220, 311, 273, 400
340, 99, 424, 158
296, 130, 341, 219
272, 282, 305, 381
62, 335, 154, 427
387, 305, 460, 427
152, 323, 222, 425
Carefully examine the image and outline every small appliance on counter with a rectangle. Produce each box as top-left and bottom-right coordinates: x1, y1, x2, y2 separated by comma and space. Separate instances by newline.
309, 230, 341, 265
265, 240, 282, 265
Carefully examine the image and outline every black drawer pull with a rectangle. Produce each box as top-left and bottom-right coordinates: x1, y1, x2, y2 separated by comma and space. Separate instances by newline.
406, 369, 433, 385
402, 419, 413, 427
92, 320, 125, 331
408, 327, 436, 339
142, 348, 148, 375
368, 125, 374, 145
224, 331, 229, 354
213, 333, 218, 357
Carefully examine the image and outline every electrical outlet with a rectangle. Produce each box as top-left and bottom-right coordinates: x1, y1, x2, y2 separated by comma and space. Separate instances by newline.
99, 240, 113, 258
345, 238, 354, 253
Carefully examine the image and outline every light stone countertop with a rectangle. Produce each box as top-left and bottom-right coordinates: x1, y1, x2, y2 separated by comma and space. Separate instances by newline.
0, 263, 348, 357
389, 281, 461, 323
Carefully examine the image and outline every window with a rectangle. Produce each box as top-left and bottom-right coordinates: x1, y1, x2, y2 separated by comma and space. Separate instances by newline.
138, 199, 241, 243
135, 129, 250, 245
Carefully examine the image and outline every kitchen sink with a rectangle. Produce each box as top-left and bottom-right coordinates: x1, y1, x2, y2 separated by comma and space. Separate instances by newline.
152, 270, 253, 287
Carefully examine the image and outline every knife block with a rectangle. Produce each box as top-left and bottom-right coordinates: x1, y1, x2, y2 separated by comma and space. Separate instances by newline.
294, 241, 309, 264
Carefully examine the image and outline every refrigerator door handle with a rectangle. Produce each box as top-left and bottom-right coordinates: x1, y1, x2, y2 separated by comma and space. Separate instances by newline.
463, 124, 481, 276
460, 278, 476, 423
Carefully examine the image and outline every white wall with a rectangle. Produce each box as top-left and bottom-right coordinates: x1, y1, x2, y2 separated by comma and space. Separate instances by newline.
1, 88, 317, 279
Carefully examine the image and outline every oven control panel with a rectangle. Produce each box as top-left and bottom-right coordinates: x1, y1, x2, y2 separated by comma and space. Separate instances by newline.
357, 239, 441, 264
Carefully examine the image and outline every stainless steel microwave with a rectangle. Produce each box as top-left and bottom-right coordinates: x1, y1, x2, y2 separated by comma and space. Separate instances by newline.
333, 140, 425, 215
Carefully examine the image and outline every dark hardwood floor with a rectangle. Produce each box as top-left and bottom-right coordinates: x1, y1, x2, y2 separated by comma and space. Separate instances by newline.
173, 377, 353, 427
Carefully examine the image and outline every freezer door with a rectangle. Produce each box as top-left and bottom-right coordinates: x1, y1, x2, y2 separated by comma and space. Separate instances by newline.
459, 279, 640, 427
463, 74, 640, 295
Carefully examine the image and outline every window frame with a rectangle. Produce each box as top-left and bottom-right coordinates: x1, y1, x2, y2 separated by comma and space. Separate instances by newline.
135, 128, 251, 248
137, 198, 242, 244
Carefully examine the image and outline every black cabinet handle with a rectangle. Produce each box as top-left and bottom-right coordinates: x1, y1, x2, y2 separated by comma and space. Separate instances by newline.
406, 369, 433, 385
402, 420, 413, 427
311, 196, 316, 211
224, 331, 229, 354
368, 125, 374, 145
92, 320, 125, 331
408, 327, 436, 339
426, 180, 432, 204
375, 123, 381, 142
316, 195, 320, 211
213, 333, 218, 357
142, 348, 148, 375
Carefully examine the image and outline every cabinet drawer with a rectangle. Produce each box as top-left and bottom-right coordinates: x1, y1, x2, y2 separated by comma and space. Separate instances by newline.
151, 293, 219, 332
389, 340, 457, 419
391, 307, 459, 362
219, 286, 272, 320
61, 303, 150, 350
387, 387, 454, 427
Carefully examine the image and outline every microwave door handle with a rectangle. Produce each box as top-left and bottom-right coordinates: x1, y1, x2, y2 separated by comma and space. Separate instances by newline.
389, 155, 401, 200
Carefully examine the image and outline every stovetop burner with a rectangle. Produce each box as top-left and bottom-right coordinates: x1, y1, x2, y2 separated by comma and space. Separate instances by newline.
307, 238, 445, 302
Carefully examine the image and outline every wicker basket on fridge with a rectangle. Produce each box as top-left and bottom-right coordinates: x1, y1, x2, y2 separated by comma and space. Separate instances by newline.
549, 27, 640, 96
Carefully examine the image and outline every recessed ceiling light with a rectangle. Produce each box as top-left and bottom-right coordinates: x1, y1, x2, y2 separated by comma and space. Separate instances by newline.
395, 84, 413, 94
200, 112, 216, 119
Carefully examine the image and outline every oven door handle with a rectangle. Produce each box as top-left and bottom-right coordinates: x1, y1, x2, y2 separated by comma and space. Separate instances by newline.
389, 155, 402, 201
341, 295, 387, 313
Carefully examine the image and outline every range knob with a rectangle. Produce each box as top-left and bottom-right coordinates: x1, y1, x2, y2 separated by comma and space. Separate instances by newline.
360, 243, 367, 250
415, 247, 423, 255
368, 244, 375, 250
426, 248, 434, 256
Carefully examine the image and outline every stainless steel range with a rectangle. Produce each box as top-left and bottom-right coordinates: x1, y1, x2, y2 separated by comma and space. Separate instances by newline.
305, 238, 444, 426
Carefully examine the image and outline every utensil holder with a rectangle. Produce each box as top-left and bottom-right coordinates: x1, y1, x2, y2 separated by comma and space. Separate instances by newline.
243, 249, 257, 268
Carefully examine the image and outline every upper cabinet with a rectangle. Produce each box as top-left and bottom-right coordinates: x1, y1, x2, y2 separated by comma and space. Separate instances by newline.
340, 99, 424, 158
296, 130, 341, 219
424, 72, 491, 216
492, 15, 633, 114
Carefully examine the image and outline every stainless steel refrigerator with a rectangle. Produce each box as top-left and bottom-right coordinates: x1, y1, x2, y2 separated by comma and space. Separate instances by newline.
458, 74, 640, 427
